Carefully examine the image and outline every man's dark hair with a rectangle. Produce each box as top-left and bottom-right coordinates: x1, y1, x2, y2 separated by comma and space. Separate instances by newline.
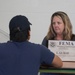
9, 15, 32, 42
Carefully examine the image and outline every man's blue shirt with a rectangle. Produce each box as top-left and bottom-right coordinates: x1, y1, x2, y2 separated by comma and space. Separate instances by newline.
0, 41, 54, 75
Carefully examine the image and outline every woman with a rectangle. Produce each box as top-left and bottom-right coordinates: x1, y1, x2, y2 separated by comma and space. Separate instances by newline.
40, 11, 75, 75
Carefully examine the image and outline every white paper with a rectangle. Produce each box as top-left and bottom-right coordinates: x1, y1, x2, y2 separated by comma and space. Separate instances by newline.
48, 40, 75, 61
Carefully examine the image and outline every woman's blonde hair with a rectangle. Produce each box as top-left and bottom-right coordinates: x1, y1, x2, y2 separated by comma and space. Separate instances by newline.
46, 11, 72, 40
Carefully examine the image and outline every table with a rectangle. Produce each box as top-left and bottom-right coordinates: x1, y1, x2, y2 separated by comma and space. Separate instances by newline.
39, 61, 75, 74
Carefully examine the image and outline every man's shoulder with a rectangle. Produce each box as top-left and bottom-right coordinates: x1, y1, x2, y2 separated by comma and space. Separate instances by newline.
29, 42, 42, 48
29, 42, 49, 50
0, 42, 8, 46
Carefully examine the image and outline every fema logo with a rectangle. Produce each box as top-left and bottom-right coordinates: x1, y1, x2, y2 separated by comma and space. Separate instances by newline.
49, 42, 56, 47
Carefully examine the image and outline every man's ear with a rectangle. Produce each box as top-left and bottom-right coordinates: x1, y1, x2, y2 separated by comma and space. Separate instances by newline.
28, 30, 30, 36
28, 30, 30, 40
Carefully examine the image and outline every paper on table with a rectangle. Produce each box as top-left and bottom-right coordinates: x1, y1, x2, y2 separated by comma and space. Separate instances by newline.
48, 40, 75, 61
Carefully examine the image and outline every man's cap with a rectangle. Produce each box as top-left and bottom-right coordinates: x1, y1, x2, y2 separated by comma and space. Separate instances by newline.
9, 15, 32, 30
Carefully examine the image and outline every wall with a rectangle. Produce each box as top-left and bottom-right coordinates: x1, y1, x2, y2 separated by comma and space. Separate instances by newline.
0, 0, 75, 43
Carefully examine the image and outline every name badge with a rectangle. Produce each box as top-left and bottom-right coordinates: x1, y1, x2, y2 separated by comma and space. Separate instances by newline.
48, 40, 75, 61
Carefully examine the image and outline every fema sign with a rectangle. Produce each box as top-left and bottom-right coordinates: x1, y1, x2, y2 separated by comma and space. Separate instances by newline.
48, 40, 75, 61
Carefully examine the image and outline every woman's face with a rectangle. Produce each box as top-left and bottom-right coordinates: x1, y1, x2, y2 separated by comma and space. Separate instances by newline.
52, 16, 65, 35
